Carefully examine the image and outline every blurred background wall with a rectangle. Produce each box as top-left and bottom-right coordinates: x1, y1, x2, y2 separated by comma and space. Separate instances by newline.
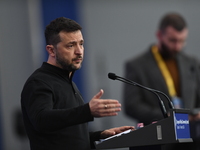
0, 0, 200, 150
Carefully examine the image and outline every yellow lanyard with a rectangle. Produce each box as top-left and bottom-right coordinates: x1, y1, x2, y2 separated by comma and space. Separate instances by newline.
151, 45, 177, 97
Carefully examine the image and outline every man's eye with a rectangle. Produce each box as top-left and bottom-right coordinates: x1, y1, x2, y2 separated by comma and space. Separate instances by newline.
169, 39, 176, 42
68, 45, 73, 48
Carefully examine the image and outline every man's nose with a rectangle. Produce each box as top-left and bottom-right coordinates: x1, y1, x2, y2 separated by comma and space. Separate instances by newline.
75, 45, 83, 54
174, 42, 183, 51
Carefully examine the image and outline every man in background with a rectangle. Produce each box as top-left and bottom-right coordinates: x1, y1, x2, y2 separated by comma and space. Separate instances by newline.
21, 17, 134, 150
123, 12, 200, 149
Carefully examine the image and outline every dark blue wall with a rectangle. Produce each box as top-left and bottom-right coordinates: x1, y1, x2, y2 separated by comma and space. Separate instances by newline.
41, 0, 85, 99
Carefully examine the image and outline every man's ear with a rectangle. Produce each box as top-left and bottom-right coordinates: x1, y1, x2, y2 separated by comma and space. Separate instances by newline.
156, 30, 161, 40
156, 30, 164, 42
46, 45, 55, 56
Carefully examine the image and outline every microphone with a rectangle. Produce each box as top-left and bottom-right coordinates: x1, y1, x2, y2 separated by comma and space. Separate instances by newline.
108, 73, 174, 118
108, 73, 174, 109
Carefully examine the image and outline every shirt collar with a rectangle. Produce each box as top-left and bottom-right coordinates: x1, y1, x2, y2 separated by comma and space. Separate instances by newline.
41, 62, 74, 81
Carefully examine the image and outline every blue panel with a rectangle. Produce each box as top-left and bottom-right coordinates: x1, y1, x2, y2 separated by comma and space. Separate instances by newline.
174, 113, 190, 139
41, 0, 86, 100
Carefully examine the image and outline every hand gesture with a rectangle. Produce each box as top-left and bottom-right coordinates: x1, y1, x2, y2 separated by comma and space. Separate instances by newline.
89, 89, 121, 117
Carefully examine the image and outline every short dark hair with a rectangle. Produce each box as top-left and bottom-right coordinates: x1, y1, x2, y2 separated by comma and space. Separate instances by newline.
45, 17, 82, 46
158, 12, 187, 32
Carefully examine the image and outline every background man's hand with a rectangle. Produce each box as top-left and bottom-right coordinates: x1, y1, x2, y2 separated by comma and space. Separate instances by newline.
89, 89, 121, 117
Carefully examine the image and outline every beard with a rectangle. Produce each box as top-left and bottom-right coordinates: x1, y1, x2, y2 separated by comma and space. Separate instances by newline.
160, 42, 178, 59
55, 52, 82, 72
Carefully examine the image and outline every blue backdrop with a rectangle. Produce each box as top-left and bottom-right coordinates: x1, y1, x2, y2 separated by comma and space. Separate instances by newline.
41, 0, 85, 99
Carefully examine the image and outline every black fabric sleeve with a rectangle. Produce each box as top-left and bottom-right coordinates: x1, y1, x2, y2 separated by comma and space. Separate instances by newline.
89, 131, 102, 149
21, 80, 94, 132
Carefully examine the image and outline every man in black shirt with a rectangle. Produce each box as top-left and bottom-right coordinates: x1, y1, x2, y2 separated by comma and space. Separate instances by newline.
21, 17, 134, 150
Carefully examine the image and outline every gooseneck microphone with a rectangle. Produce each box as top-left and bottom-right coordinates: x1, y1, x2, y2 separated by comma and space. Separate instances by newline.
108, 73, 175, 118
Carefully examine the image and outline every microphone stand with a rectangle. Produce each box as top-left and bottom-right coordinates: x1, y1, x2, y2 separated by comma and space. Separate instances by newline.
116, 77, 168, 118
116, 75, 174, 109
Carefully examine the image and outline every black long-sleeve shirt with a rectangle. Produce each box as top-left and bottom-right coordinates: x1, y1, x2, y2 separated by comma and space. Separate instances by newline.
21, 62, 100, 150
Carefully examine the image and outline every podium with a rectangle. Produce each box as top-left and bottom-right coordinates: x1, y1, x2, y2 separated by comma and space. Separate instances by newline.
95, 109, 193, 150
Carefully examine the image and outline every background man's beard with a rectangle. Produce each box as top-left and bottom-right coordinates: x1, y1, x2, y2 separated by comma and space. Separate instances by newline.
160, 42, 178, 59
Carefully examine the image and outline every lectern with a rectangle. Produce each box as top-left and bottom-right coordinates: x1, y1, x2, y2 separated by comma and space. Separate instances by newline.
95, 109, 193, 150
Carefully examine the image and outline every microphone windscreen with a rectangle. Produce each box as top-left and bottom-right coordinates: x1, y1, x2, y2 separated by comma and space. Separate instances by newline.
108, 73, 116, 80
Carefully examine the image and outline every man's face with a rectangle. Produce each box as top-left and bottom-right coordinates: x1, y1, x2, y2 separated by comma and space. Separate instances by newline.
54, 30, 84, 71
158, 26, 188, 56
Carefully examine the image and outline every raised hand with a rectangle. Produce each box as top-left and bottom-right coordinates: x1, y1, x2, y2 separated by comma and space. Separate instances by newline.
89, 89, 121, 117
